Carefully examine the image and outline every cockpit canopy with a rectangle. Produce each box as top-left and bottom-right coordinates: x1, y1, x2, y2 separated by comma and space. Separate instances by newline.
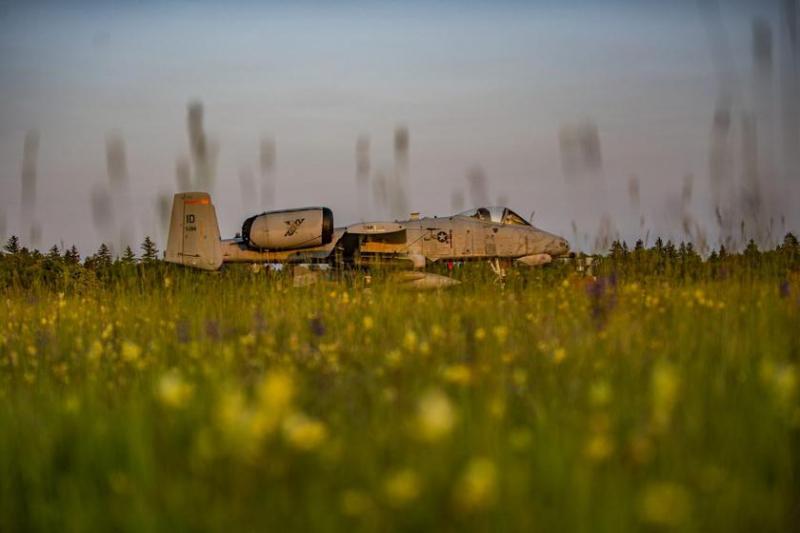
457, 207, 531, 226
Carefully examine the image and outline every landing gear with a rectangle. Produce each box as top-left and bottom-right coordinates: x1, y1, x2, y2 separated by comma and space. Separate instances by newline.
489, 258, 507, 287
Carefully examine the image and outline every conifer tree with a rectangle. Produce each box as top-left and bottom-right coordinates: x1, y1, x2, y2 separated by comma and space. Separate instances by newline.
95, 243, 113, 269
121, 246, 137, 264
3, 235, 20, 254
783, 232, 798, 251
63, 245, 80, 265
654, 237, 664, 254
610, 240, 624, 260
141, 236, 159, 262
47, 245, 61, 261
664, 240, 677, 260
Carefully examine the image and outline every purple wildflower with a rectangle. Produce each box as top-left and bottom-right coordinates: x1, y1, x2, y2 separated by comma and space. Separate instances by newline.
176, 319, 191, 343
309, 316, 326, 337
779, 280, 790, 299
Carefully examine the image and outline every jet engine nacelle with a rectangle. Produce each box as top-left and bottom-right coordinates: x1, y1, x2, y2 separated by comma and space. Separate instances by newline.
242, 207, 334, 250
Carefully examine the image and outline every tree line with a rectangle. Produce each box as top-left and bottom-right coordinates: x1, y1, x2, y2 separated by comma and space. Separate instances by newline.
594, 234, 800, 281
0, 235, 163, 290
1, 233, 798, 291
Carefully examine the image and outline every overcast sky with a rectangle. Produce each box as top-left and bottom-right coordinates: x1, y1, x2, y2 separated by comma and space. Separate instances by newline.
0, 0, 794, 253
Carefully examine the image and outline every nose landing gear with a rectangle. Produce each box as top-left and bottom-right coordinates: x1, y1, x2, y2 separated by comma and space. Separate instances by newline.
489, 258, 507, 287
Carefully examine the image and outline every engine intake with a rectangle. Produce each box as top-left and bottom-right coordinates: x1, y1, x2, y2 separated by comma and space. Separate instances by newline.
242, 207, 334, 250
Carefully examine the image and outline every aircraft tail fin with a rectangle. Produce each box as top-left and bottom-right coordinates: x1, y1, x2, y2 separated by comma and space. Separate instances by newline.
165, 192, 224, 270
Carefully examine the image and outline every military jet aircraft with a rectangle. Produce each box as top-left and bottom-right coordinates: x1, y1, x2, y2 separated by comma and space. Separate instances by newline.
164, 192, 570, 275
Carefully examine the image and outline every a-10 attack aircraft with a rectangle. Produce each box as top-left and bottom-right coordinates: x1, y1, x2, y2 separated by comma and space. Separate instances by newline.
164, 192, 570, 283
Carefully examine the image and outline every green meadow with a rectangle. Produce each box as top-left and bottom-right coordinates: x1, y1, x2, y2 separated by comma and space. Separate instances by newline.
0, 237, 798, 531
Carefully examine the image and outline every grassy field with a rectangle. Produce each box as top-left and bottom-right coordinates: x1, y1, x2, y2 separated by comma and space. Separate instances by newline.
0, 255, 798, 531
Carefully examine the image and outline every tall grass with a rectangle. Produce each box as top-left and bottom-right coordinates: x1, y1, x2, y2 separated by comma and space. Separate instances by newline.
0, 257, 798, 531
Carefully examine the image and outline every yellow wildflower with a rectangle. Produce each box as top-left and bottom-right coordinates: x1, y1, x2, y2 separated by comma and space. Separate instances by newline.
584, 433, 614, 462
402, 330, 418, 351
108, 471, 131, 495
216, 389, 247, 434
386, 349, 402, 367
442, 364, 472, 386
258, 370, 294, 413
282, 412, 327, 451
639, 482, 690, 526
512, 368, 527, 387
340, 489, 373, 517
487, 396, 506, 419
362, 316, 374, 330
250, 370, 294, 437
120, 340, 142, 363
492, 325, 509, 343
414, 388, 456, 442
651, 361, 680, 431
508, 428, 533, 451
64, 394, 80, 413
773, 365, 797, 406
157, 370, 194, 408
453, 457, 497, 511
589, 380, 612, 407
383, 468, 422, 507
